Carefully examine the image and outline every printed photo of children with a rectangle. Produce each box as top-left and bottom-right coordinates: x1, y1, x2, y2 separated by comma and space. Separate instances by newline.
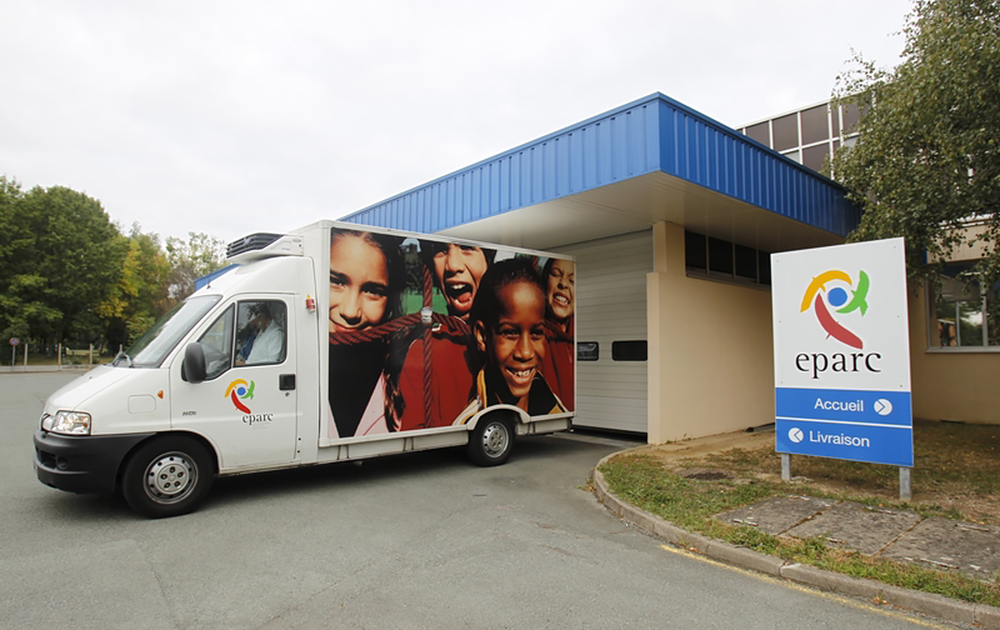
540, 257, 575, 410
393, 239, 492, 430
327, 228, 406, 438
457, 257, 567, 423
326, 228, 573, 441
420, 241, 494, 319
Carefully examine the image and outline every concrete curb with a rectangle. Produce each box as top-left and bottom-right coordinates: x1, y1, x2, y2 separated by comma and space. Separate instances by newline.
592, 452, 1000, 629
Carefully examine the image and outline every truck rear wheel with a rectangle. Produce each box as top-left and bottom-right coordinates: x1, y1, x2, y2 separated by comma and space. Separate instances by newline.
466, 414, 516, 467
121, 436, 214, 518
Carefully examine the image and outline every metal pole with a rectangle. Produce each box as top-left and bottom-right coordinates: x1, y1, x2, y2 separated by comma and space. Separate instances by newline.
781, 453, 792, 481
899, 467, 912, 502
23, 342, 28, 367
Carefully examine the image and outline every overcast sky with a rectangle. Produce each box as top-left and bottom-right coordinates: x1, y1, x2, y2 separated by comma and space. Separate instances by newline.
1, 0, 912, 244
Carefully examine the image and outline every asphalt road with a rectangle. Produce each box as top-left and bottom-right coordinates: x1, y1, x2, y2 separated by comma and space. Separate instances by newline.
3, 372, 954, 629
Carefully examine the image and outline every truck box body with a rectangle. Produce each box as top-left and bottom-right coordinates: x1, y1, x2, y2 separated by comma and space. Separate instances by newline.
34, 221, 576, 517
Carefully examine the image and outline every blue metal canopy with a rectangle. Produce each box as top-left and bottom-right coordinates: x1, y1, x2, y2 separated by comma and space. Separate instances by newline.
342, 93, 859, 250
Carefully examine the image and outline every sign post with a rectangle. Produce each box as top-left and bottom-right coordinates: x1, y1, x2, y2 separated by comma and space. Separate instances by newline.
9, 338, 18, 371
771, 238, 913, 500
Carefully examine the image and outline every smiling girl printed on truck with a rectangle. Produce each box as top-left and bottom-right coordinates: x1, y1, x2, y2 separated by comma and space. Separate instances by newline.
458, 258, 566, 423
539, 257, 575, 410
327, 228, 406, 438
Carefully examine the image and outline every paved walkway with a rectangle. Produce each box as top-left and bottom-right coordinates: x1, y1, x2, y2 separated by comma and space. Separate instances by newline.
716, 496, 1000, 581
592, 430, 1000, 629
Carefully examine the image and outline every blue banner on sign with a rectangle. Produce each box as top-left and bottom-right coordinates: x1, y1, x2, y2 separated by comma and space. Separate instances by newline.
775, 388, 912, 427
776, 419, 913, 467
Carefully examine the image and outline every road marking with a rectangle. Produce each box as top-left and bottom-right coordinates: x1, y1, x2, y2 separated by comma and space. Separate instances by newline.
658, 544, 954, 629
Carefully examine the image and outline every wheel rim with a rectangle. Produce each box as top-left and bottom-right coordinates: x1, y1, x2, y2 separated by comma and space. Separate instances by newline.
481, 422, 510, 458
143, 451, 198, 505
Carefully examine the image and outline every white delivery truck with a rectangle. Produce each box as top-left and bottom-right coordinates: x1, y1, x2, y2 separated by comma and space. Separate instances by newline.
34, 221, 576, 518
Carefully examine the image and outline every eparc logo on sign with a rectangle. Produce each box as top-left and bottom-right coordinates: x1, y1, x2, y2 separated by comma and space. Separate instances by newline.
800, 269, 870, 350
225, 379, 255, 413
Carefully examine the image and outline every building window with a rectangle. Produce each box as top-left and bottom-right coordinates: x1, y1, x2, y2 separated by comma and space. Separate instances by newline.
738, 100, 861, 177
929, 262, 999, 348
708, 237, 733, 274
744, 122, 770, 146
772, 113, 799, 151
578, 342, 600, 361
841, 103, 862, 135
685, 230, 771, 287
685, 230, 708, 271
803, 144, 831, 173
800, 105, 829, 145
734, 244, 757, 280
612, 341, 647, 362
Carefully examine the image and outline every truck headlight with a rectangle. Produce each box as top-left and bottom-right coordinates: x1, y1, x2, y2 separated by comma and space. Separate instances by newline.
42, 411, 92, 435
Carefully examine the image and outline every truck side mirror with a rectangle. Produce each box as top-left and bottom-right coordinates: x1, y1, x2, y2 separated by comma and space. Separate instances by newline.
183, 343, 207, 383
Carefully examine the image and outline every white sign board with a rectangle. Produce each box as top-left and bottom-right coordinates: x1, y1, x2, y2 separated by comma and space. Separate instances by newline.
771, 238, 913, 467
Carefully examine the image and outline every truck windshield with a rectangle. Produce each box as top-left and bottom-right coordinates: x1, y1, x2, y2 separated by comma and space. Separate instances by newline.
121, 295, 222, 368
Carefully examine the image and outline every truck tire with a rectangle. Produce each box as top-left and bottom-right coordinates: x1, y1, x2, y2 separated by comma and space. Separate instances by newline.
466, 413, 516, 467
121, 435, 214, 518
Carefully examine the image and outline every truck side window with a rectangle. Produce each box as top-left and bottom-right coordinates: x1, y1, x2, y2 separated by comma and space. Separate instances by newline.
197, 305, 235, 380
235, 300, 287, 366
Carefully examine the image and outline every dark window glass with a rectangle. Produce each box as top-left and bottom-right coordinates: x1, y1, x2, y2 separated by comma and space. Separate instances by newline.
772, 113, 799, 151
832, 107, 841, 137
194, 305, 235, 380
687, 229, 771, 288
236, 300, 287, 366
577, 342, 599, 362
708, 237, 733, 275
735, 244, 757, 280
803, 144, 831, 173
800, 105, 829, 145
685, 230, 707, 271
933, 262, 991, 347
745, 122, 770, 146
612, 341, 647, 362
758, 250, 772, 286
842, 103, 861, 134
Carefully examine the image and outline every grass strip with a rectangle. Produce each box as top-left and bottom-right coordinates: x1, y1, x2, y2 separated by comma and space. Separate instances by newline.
599, 453, 1000, 607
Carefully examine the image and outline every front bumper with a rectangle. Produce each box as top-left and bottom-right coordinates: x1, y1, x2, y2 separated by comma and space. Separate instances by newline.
34, 430, 154, 494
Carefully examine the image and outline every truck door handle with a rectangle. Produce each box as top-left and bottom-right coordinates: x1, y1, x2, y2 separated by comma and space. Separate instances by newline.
279, 374, 296, 391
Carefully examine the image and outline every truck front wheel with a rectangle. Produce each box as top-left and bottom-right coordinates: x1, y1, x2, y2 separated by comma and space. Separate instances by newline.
466, 414, 516, 467
121, 436, 214, 518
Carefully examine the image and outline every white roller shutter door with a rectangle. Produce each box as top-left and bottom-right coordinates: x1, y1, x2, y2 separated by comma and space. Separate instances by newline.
553, 230, 652, 433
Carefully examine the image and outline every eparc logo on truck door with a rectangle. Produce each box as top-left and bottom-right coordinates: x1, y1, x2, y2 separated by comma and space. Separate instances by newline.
225, 379, 254, 413
226, 379, 273, 425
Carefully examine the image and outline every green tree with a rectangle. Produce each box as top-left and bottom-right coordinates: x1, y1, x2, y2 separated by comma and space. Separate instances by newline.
0, 180, 126, 347
833, 0, 1000, 285
0, 177, 58, 343
99, 224, 173, 349
165, 232, 227, 302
